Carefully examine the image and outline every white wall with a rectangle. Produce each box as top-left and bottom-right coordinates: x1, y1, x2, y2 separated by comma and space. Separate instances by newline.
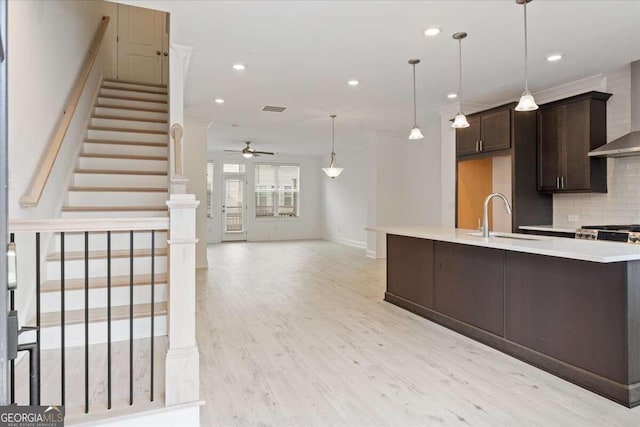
207, 153, 323, 243
321, 144, 368, 249
183, 117, 210, 269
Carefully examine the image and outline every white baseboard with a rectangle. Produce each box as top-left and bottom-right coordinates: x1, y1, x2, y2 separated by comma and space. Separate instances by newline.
326, 237, 366, 249
365, 249, 386, 259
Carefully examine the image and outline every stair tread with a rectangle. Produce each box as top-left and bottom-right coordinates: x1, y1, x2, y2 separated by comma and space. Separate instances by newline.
38, 302, 167, 327
95, 104, 168, 114
98, 95, 167, 104
48, 247, 168, 261
85, 139, 167, 147
62, 206, 168, 212
80, 153, 168, 161
92, 114, 168, 124
87, 126, 168, 135
68, 186, 167, 192
101, 86, 168, 96
103, 78, 167, 89
74, 169, 167, 176
42, 273, 167, 292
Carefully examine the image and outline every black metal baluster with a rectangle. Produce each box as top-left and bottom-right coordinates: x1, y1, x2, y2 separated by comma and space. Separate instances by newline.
129, 230, 133, 406
107, 231, 112, 410
60, 232, 65, 406
150, 230, 155, 402
35, 232, 41, 404
84, 231, 89, 413
9, 233, 14, 404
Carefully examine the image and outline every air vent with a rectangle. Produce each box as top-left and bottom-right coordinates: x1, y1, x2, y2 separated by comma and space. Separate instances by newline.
262, 105, 287, 113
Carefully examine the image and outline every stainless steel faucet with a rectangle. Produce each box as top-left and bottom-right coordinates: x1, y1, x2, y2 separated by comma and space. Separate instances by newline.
482, 193, 513, 238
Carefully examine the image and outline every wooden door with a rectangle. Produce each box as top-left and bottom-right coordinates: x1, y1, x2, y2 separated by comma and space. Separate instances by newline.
457, 158, 493, 230
480, 109, 511, 152
537, 106, 562, 191
455, 116, 481, 156
117, 4, 164, 84
561, 100, 591, 191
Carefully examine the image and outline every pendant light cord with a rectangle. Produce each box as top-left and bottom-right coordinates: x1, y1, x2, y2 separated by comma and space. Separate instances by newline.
412, 64, 417, 127
523, 1, 529, 91
458, 39, 463, 109
331, 116, 335, 154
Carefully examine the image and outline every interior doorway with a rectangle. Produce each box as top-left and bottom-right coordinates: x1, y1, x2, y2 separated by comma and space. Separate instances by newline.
116, 4, 169, 85
222, 174, 247, 242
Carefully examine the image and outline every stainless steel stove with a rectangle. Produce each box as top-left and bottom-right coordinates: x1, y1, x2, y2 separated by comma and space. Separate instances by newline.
576, 225, 640, 244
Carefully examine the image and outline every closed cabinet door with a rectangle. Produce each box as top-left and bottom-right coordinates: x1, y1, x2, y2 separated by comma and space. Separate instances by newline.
480, 109, 511, 152
561, 100, 591, 191
117, 4, 165, 84
538, 106, 562, 191
456, 116, 481, 156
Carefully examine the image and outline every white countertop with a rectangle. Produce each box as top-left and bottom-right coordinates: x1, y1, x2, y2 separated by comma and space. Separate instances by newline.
367, 226, 640, 263
519, 225, 577, 234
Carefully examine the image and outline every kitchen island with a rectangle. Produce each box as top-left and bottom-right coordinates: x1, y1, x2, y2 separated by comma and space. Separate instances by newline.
369, 226, 640, 407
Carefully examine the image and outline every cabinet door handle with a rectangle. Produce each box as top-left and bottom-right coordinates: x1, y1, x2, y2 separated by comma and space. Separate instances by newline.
475, 141, 479, 152
556, 177, 560, 189
479, 140, 483, 151
561, 176, 565, 189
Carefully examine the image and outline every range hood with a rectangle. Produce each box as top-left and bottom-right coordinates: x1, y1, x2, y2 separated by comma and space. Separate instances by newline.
589, 60, 640, 158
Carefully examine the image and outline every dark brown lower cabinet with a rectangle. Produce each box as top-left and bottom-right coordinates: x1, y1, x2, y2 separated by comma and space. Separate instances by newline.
434, 242, 504, 336
384, 234, 640, 407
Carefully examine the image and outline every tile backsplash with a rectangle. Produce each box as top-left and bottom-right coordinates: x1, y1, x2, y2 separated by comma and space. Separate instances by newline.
553, 65, 640, 228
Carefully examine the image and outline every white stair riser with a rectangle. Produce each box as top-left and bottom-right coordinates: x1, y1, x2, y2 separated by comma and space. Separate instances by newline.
78, 157, 167, 172
87, 129, 167, 144
37, 316, 167, 350
67, 191, 168, 207
53, 232, 168, 253
62, 210, 168, 219
41, 284, 167, 313
102, 81, 167, 94
91, 118, 167, 133
97, 97, 167, 111
83, 142, 168, 157
73, 173, 167, 188
100, 88, 167, 102
94, 106, 167, 121
47, 257, 167, 279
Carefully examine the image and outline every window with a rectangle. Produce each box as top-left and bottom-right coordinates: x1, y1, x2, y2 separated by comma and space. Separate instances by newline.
223, 163, 245, 174
206, 161, 214, 218
255, 164, 300, 218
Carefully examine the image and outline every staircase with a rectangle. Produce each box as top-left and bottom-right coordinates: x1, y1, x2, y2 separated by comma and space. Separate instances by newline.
22, 79, 172, 414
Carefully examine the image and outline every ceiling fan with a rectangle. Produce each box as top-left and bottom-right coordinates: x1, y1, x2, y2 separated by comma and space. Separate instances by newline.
224, 141, 275, 158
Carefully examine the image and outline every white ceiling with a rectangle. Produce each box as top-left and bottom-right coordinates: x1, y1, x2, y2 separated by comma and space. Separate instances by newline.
120, 0, 640, 155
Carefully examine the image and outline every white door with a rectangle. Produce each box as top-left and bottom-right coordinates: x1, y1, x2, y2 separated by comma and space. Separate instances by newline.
117, 4, 166, 84
222, 176, 247, 241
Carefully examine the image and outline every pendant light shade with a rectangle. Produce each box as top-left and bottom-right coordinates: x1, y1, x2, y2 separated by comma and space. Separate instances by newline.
322, 115, 344, 179
408, 59, 424, 140
451, 32, 470, 129
515, 0, 539, 111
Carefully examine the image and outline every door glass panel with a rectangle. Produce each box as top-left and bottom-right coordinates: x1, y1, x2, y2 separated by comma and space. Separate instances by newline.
224, 179, 244, 232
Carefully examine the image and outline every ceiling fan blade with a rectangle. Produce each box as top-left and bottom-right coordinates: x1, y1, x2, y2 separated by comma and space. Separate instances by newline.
254, 151, 275, 155
223, 150, 242, 152
253, 153, 260, 157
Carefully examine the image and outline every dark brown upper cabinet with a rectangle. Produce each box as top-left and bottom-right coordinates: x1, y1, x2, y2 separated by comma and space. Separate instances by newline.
537, 91, 611, 193
456, 106, 511, 157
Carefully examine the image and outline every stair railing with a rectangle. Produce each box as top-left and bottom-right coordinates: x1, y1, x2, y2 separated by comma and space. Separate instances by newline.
19, 16, 110, 208
8, 217, 168, 413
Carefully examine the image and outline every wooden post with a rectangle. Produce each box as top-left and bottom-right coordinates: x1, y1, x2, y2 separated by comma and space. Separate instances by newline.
165, 193, 200, 406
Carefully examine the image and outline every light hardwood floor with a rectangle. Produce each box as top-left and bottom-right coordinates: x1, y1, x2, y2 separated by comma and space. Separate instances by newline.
198, 240, 640, 427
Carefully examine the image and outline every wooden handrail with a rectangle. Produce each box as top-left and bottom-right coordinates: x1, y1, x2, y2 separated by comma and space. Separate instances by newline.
170, 123, 184, 176
19, 16, 110, 208
8, 217, 169, 233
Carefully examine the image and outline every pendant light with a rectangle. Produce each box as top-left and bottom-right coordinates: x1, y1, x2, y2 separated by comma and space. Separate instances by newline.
408, 59, 424, 140
322, 115, 344, 179
451, 32, 470, 128
515, 0, 539, 111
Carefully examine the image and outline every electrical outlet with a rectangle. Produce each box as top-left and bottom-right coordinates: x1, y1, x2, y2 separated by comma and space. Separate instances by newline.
568, 215, 579, 223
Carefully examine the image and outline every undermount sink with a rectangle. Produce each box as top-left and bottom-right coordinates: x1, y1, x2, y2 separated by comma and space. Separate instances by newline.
467, 232, 541, 241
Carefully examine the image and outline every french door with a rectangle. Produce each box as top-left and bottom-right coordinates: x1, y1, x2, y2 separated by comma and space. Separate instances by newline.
222, 175, 246, 241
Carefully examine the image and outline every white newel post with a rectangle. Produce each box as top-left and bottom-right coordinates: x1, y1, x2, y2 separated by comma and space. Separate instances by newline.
165, 193, 200, 406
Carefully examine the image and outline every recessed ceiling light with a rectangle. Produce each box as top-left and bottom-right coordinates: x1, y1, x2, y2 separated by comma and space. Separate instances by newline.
447, 93, 458, 99
348, 80, 359, 86
215, 98, 225, 104
233, 63, 245, 70
424, 27, 441, 37
546, 53, 563, 62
